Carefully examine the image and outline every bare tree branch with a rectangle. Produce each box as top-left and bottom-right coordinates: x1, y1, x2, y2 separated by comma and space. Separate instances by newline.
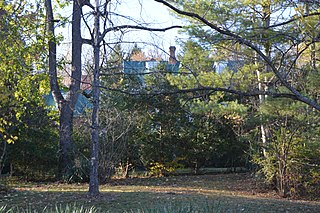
267, 12, 320, 30
82, 38, 93, 45
154, 0, 320, 110
99, 25, 182, 43
45, 0, 64, 105
99, 84, 298, 101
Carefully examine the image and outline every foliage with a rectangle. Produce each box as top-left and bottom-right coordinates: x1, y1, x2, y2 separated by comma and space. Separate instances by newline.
0, 0, 58, 179
7, 105, 58, 180
71, 44, 141, 182
178, 40, 215, 74
148, 160, 183, 177
167, 40, 249, 170
0, 203, 100, 213
252, 99, 320, 197
165, 0, 320, 198
0, 201, 255, 213
0, 1, 48, 144
127, 61, 248, 173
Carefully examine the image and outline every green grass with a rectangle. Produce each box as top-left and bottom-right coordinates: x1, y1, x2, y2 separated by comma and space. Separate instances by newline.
1, 173, 320, 212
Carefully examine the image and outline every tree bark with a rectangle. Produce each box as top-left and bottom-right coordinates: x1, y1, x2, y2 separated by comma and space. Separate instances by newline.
45, 0, 83, 180
59, 102, 75, 178
89, 0, 101, 196
55, 0, 83, 180
259, 0, 271, 157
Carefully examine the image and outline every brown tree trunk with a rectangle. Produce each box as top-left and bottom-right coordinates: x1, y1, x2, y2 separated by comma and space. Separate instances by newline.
45, 0, 83, 180
56, 0, 83, 180
89, 0, 101, 196
59, 102, 75, 178
278, 155, 289, 198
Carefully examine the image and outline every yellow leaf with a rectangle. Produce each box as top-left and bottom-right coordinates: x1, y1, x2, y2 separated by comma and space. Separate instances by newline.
6, 138, 14, 144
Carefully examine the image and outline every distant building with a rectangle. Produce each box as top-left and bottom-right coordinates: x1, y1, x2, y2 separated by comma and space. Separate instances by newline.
123, 46, 180, 85
214, 60, 244, 74
47, 47, 179, 114
80, 74, 92, 90
45, 90, 92, 115
61, 74, 92, 91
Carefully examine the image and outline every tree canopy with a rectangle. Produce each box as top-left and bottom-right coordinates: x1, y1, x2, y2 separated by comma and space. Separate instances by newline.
0, 0, 319, 199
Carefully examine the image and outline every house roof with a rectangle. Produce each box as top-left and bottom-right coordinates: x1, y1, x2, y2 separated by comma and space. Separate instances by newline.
45, 90, 92, 115
123, 60, 180, 74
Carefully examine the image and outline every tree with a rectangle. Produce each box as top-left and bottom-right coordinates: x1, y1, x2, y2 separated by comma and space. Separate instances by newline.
252, 99, 320, 197
174, 40, 249, 171
88, 0, 101, 196
98, 44, 138, 181
0, 1, 58, 190
155, 0, 320, 197
45, 0, 84, 180
155, 0, 320, 110
1, 0, 45, 143
0, 0, 53, 174
45, 0, 181, 195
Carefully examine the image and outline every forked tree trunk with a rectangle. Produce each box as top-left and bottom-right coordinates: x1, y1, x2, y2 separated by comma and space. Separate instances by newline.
45, 0, 83, 180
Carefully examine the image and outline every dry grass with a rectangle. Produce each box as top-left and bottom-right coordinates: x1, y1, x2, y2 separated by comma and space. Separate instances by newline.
1, 173, 320, 212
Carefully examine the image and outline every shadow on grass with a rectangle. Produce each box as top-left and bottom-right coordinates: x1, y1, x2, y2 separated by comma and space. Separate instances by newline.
1, 187, 320, 213
106, 173, 270, 197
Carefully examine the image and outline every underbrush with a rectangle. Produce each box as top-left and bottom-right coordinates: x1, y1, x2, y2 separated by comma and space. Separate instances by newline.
0, 202, 250, 213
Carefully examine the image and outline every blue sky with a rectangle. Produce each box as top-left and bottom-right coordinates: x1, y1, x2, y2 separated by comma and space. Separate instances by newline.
117, 0, 182, 46
56, 0, 184, 60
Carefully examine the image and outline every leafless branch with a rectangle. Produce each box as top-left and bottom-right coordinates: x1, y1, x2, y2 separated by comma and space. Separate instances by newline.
99, 84, 298, 100
154, 0, 320, 110
99, 25, 182, 43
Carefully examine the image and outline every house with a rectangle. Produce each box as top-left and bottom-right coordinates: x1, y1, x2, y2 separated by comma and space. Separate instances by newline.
213, 60, 243, 74
123, 46, 180, 85
45, 75, 93, 115
46, 47, 179, 114
45, 90, 92, 115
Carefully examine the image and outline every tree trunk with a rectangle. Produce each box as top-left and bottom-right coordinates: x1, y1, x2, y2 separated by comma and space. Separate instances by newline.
70, 0, 82, 100
89, 0, 101, 196
45, 0, 64, 103
257, 1, 271, 157
278, 155, 289, 198
0, 141, 7, 174
59, 102, 75, 179
55, 0, 83, 180
45, 0, 83, 180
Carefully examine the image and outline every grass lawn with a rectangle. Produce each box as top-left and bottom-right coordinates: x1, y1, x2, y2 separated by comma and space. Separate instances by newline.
1, 173, 320, 212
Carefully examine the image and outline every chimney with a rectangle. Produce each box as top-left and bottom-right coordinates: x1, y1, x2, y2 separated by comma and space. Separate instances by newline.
169, 46, 177, 64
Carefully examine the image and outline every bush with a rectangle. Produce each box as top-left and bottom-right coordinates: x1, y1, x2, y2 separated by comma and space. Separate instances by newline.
148, 158, 184, 177
6, 105, 59, 181
252, 101, 320, 197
